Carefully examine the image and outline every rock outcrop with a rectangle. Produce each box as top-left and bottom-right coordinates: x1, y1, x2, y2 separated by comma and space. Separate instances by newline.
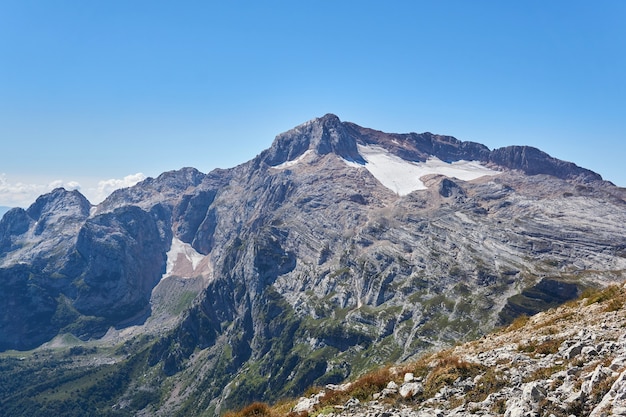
489, 145, 603, 182
262, 113, 366, 165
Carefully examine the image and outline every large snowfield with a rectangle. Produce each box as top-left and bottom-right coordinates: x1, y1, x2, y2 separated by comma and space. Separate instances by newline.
346, 144, 501, 195
272, 144, 501, 196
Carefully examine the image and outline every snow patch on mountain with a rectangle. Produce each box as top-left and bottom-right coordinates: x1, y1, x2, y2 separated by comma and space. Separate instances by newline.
272, 150, 313, 169
346, 144, 500, 196
165, 237, 206, 278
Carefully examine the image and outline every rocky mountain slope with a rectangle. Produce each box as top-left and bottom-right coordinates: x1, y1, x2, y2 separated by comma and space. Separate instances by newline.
242, 284, 626, 417
1, 114, 625, 415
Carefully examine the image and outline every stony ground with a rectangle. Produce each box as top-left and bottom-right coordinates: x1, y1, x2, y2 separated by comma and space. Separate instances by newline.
288, 284, 626, 417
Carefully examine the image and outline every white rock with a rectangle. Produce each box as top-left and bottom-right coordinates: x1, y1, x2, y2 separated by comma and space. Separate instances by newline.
582, 346, 599, 357
399, 382, 424, 398
563, 389, 582, 405
613, 406, 626, 416
505, 406, 525, 417
583, 365, 612, 396
522, 381, 547, 403
326, 382, 351, 391
563, 342, 583, 359
292, 396, 318, 413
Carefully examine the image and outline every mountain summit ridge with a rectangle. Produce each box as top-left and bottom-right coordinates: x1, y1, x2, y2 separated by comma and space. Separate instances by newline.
261, 114, 603, 184
261, 113, 365, 167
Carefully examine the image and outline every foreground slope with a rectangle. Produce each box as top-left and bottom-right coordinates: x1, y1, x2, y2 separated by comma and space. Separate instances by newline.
242, 285, 626, 417
0, 114, 625, 415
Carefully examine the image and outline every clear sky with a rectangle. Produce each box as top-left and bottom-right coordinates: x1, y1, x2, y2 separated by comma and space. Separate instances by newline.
1, 1, 625, 208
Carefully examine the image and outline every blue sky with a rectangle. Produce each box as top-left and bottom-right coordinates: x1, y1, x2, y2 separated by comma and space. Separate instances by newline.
1, 1, 625, 207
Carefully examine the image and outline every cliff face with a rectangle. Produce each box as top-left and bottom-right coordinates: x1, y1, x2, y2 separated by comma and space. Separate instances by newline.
0, 115, 625, 415
0, 189, 172, 349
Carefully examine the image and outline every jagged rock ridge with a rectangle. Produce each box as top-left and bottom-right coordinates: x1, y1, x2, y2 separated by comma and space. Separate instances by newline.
0, 114, 625, 416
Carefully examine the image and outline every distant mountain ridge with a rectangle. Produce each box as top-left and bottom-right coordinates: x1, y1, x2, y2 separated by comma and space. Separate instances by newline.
0, 114, 625, 416
264, 114, 602, 182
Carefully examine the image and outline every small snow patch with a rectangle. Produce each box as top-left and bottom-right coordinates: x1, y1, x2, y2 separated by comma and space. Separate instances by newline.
272, 150, 312, 169
165, 237, 205, 276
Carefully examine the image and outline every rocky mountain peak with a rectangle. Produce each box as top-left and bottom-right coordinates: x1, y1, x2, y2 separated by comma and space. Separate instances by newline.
489, 145, 603, 182
96, 167, 208, 215
18, 188, 92, 240
26, 187, 91, 221
316, 112, 342, 125
261, 113, 364, 166
260, 115, 606, 188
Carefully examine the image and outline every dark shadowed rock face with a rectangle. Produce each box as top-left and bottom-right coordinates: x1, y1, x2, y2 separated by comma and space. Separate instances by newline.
0, 188, 174, 350
72, 205, 170, 319
438, 178, 466, 198
261, 114, 365, 166
498, 278, 580, 324
0, 264, 58, 350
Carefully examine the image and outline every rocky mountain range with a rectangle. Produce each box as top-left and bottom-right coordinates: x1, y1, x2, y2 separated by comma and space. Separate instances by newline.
1, 114, 625, 416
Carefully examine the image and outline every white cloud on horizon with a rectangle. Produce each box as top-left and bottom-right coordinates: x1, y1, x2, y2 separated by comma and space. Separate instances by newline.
89, 173, 146, 204
0, 174, 50, 208
48, 179, 82, 191
0, 173, 146, 208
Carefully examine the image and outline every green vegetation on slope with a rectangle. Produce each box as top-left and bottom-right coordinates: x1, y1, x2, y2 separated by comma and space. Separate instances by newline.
0, 338, 157, 417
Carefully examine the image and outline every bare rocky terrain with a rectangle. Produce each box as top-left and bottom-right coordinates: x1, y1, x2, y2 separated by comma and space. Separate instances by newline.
0, 114, 625, 416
